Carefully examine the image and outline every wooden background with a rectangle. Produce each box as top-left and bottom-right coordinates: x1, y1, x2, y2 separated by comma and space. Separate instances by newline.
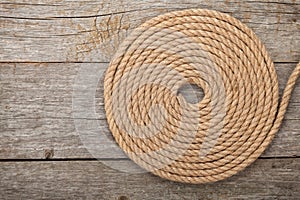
0, 0, 299, 199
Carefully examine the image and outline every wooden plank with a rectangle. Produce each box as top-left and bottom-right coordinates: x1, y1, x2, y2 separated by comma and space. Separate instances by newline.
0, 0, 299, 62
1, 62, 299, 120
0, 158, 299, 199
1, 117, 299, 159
0, 62, 299, 159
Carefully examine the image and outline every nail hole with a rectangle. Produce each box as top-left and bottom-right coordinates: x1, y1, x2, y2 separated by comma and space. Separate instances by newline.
177, 84, 205, 104
44, 149, 54, 159
118, 196, 129, 200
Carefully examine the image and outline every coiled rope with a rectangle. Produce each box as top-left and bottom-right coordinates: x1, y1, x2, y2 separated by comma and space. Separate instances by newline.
104, 9, 300, 184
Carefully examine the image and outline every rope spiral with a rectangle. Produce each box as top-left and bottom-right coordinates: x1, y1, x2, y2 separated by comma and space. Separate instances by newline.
103, 9, 300, 184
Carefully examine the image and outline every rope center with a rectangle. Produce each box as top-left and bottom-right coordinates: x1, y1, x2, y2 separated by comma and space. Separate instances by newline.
177, 84, 205, 104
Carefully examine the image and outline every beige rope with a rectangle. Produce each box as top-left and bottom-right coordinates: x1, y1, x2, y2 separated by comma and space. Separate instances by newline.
103, 9, 300, 184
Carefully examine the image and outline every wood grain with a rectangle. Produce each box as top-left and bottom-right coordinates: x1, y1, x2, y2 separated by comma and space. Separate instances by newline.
1, 63, 299, 120
0, 1, 299, 198
1, 158, 299, 199
0, 0, 299, 62
1, 117, 300, 159
0, 62, 299, 159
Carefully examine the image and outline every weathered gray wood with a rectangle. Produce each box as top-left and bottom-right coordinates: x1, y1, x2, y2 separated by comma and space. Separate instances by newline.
0, 63, 299, 159
0, 0, 299, 62
1, 63, 299, 120
0, 158, 299, 199
0, 0, 299, 197
1, 117, 300, 159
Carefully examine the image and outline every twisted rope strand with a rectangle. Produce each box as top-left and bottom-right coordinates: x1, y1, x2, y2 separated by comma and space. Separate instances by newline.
103, 9, 300, 184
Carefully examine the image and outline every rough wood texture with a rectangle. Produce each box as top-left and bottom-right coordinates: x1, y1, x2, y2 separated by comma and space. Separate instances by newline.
1, 63, 299, 120
0, 63, 299, 159
0, 0, 299, 198
1, 158, 299, 199
0, 0, 299, 62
